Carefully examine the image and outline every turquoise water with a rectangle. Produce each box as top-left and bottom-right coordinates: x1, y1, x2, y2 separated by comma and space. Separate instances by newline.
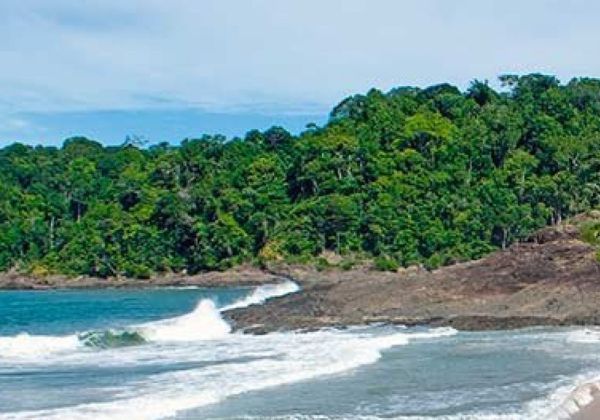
0, 288, 248, 336
1, 285, 600, 419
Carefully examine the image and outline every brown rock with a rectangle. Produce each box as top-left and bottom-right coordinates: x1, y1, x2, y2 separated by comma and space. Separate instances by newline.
227, 221, 600, 333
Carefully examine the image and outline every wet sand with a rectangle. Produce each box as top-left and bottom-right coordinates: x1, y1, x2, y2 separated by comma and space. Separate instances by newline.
570, 385, 600, 420
551, 382, 600, 420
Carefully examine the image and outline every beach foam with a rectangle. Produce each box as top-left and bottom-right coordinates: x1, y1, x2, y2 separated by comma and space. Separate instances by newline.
6, 326, 456, 419
520, 369, 600, 420
566, 328, 600, 344
0, 333, 80, 358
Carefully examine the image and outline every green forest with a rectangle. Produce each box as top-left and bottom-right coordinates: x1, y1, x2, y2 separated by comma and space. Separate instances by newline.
2, 73, 600, 278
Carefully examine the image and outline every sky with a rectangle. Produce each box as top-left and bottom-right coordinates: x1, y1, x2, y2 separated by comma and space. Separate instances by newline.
1, 0, 599, 146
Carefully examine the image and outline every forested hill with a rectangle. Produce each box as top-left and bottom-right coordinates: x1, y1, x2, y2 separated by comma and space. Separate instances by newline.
2, 73, 600, 278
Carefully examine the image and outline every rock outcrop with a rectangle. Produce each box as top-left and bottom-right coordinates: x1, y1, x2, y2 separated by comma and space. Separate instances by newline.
226, 220, 600, 332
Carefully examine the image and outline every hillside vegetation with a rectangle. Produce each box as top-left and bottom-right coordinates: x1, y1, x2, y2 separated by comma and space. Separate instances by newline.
2, 74, 600, 278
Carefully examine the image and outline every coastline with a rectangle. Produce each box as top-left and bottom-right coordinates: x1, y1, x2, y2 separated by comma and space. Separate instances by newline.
225, 221, 600, 334
4, 218, 600, 334
0, 266, 288, 290
3, 231, 600, 418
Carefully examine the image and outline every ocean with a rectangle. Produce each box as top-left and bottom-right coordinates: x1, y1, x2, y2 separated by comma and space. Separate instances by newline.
0, 282, 599, 419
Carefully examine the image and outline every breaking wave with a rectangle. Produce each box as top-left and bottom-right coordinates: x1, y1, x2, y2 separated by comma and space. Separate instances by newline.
221, 280, 300, 310
6, 326, 458, 419
0, 279, 465, 420
139, 298, 232, 342
0, 281, 300, 359
79, 330, 147, 349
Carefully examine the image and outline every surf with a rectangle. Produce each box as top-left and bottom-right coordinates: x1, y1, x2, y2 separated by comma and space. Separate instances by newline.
0, 280, 300, 358
5, 326, 457, 420
3, 289, 600, 420
0, 281, 461, 419
0, 333, 80, 358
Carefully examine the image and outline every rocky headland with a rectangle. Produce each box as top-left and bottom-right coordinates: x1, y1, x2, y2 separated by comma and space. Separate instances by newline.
226, 215, 600, 333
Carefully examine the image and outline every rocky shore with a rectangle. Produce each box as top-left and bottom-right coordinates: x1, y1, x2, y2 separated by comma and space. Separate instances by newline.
226, 218, 600, 333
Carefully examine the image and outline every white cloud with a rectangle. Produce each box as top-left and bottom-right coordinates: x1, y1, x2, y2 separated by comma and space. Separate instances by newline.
0, 0, 599, 115
3, 116, 31, 130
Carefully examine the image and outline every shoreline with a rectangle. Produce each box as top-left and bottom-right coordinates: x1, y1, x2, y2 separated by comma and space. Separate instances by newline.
3, 218, 600, 335
225, 223, 600, 334
5, 260, 600, 418
0, 266, 289, 290
554, 382, 600, 420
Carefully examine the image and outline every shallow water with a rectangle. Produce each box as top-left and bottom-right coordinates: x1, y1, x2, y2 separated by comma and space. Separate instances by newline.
1, 285, 600, 419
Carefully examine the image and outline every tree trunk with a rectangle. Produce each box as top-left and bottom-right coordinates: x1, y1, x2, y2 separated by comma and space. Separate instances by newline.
49, 216, 55, 250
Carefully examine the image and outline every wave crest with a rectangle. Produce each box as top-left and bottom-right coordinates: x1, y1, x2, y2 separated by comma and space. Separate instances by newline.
140, 298, 232, 342
0, 280, 300, 358
222, 280, 300, 311
79, 330, 147, 349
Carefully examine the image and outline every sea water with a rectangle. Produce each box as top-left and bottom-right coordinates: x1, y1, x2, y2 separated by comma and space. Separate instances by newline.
1, 283, 599, 419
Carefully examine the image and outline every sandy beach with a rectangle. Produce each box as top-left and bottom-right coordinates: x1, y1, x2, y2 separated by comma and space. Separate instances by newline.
551, 382, 600, 419
572, 396, 600, 420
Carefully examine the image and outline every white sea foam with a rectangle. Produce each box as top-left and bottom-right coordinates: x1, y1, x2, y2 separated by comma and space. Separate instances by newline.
0, 333, 80, 359
5, 327, 456, 420
552, 383, 599, 418
566, 328, 600, 344
0, 281, 460, 420
139, 298, 232, 342
6, 324, 599, 420
139, 280, 299, 342
517, 369, 600, 420
221, 280, 300, 310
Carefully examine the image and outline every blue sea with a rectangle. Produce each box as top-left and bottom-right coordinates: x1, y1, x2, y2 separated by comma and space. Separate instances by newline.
1, 282, 600, 419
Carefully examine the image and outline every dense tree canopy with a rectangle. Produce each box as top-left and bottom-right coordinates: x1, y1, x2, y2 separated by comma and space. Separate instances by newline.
3, 74, 600, 277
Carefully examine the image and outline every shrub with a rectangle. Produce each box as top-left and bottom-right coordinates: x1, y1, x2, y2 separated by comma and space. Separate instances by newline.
29, 263, 51, 277
580, 222, 600, 245
374, 256, 399, 272
424, 253, 445, 270
123, 263, 153, 279
339, 258, 355, 271
315, 257, 330, 271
